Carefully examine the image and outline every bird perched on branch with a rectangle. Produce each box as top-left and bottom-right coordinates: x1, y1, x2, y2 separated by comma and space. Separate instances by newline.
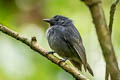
43, 15, 94, 76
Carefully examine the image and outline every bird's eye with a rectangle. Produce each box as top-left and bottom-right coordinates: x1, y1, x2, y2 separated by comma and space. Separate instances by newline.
60, 19, 65, 23
56, 19, 59, 21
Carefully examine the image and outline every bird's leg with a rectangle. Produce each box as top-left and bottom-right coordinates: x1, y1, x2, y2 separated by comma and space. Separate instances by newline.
58, 57, 68, 64
46, 51, 55, 56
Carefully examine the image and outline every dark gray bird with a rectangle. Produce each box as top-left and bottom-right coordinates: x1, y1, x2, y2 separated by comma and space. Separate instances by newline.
43, 15, 93, 76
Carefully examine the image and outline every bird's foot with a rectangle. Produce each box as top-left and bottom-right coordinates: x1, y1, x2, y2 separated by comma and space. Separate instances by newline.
46, 51, 55, 56
58, 58, 68, 64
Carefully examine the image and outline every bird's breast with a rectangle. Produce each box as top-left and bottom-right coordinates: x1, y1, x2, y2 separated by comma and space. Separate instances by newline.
47, 27, 63, 50
46, 27, 73, 58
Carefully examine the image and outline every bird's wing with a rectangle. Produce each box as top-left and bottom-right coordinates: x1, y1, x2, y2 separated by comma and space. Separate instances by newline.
63, 26, 87, 67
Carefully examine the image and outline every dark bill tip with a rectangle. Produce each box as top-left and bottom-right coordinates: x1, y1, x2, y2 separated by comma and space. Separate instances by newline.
43, 19, 51, 23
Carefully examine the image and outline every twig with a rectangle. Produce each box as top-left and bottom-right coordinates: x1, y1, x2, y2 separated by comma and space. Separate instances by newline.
0, 24, 89, 80
109, 0, 119, 35
82, 0, 120, 80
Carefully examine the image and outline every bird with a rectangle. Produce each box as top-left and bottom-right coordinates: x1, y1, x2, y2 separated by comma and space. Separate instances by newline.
43, 15, 94, 76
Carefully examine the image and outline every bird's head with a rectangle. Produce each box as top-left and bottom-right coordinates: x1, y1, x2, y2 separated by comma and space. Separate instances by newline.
43, 15, 72, 26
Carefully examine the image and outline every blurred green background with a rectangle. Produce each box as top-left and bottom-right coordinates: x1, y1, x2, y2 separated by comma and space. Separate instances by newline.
0, 0, 120, 80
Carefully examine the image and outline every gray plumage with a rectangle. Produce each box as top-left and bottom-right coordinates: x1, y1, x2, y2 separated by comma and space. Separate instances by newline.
44, 15, 93, 76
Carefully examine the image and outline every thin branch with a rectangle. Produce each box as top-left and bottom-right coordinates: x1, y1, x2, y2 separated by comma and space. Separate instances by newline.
109, 0, 119, 35
82, 0, 120, 80
0, 24, 89, 80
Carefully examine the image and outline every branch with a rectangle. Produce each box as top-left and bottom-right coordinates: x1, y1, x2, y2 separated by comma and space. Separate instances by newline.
0, 24, 89, 80
106, 0, 119, 79
82, 0, 120, 80
109, 0, 119, 35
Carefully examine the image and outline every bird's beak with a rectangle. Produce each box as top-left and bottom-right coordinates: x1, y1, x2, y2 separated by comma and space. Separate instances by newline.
43, 19, 51, 23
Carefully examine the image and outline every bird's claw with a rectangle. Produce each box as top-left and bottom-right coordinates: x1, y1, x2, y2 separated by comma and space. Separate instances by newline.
58, 58, 68, 64
46, 51, 55, 56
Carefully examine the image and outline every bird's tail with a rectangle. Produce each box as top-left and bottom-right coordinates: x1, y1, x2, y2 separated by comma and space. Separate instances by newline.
86, 63, 94, 76
70, 60, 94, 76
